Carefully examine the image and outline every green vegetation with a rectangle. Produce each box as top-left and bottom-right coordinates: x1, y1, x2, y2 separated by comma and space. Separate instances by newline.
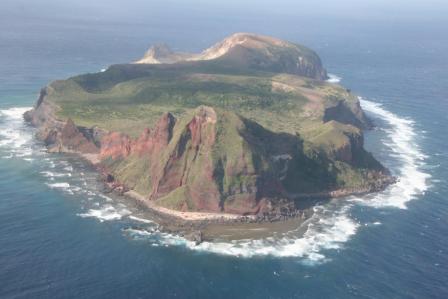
48, 64, 358, 141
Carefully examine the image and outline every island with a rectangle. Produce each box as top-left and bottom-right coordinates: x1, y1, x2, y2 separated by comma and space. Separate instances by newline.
24, 33, 395, 241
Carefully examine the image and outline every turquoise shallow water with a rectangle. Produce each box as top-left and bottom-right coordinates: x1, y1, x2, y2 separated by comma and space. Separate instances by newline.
1, 4, 448, 298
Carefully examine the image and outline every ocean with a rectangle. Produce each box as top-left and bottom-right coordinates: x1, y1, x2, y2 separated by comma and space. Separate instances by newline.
1, 2, 447, 298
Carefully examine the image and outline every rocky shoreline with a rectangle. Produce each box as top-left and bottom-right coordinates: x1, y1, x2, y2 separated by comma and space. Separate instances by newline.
100, 172, 316, 243
91, 150, 392, 243
90, 178, 314, 244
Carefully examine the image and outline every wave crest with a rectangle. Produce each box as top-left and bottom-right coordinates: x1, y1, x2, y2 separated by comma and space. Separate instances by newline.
326, 73, 342, 83
0, 107, 34, 159
352, 98, 431, 209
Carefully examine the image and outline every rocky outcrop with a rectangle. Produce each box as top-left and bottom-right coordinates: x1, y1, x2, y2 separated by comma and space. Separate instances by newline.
152, 107, 221, 211
132, 112, 176, 156
24, 87, 100, 155
24, 88, 63, 139
49, 118, 99, 154
137, 43, 192, 64
100, 112, 177, 160
329, 130, 364, 163
100, 132, 131, 159
324, 100, 372, 130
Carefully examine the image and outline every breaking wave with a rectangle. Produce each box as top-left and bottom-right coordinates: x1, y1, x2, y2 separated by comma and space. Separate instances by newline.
0, 107, 34, 159
128, 215, 154, 224
46, 182, 71, 189
122, 203, 359, 264
326, 73, 342, 83
190, 204, 358, 262
78, 204, 131, 222
352, 98, 431, 209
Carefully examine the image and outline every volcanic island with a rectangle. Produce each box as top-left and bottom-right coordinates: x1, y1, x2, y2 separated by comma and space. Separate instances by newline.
25, 33, 395, 242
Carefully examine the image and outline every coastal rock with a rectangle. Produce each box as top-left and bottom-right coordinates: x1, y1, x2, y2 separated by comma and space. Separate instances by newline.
132, 112, 176, 157
100, 132, 132, 159
323, 99, 372, 130
185, 230, 203, 245
58, 119, 99, 154
24, 88, 100, 155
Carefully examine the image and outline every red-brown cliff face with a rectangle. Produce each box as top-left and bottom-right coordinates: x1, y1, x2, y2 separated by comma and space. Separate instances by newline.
150, 107, 221, 212
98, 107, 288, 215
100, 132, 131, 159
99, 112, 176, 160
39, 116, 99, 154
58, 119, 99, 154
133, 112, 176, 156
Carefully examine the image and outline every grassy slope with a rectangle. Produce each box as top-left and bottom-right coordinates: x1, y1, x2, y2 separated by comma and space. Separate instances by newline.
48, 63, 358, 144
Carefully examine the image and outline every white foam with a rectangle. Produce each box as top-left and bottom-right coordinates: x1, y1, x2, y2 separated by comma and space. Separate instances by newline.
183, 204, 357, 263
326, 73, 342, 83
78, 204, 131, 222
40, 171, 71, 178
124, 228, 153, 236
364, 221, 382, 226
0, 107, 34, 158
98, 194, 113, 202
351, 98, 431, 209
46, 182, 70, 189
121, 203, 358, 263
0, 107, 30, 119
128, 215, 153, 224
70, 186, 82, 192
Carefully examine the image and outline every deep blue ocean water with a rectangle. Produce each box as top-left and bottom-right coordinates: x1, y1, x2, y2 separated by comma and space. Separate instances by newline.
1, 2, 448, 298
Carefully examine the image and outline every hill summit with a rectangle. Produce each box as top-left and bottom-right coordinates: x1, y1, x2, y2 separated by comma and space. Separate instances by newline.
136, 33, 328, 80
